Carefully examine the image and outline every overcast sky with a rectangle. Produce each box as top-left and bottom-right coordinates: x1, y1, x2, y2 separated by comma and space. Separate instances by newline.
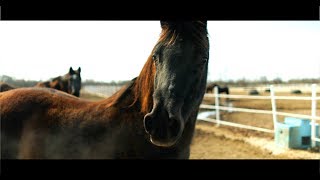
0, 21, 319, 82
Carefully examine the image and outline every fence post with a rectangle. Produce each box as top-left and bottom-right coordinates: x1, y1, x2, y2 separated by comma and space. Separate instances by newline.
270, 85, 277, 131
311, 84, 317, 148
214, 86, 220, 127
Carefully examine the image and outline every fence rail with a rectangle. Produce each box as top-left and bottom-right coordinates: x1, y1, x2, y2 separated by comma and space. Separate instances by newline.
198, 84, 320, 148
204, 94, 320, 100
200, 104, 320, 120
197, 117, 274, 133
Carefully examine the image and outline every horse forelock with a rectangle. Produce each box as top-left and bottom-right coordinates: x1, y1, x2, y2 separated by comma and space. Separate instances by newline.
158, 21, 208, 49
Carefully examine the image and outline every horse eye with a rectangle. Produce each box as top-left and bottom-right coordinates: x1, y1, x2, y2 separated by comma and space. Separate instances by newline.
152, 55, 157, 60
202, 57, 208, 65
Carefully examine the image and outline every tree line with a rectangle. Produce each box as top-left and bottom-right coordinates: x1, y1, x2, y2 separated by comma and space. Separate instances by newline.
1, 75, 319, 88
0, 75, 131, 88
206, 76, 319, 87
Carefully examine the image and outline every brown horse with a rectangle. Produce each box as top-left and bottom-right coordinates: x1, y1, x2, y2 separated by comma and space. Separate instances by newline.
0, 21, 209, 159
36, 67, 82, 97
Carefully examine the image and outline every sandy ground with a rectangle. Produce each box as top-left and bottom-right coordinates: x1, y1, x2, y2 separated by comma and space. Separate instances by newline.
191, 121, 320, 159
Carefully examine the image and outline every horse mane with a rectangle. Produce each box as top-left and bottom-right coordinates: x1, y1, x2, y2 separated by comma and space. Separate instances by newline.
97, 77, 136, 108
51, 76, 62, 82
132, 55, 155, 114
50, 73, 73, 91
100, 55, 155, 115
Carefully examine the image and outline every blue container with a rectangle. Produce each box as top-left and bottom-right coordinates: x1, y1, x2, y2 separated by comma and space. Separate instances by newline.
275, 122, 297, 148
275, 117, 315, 149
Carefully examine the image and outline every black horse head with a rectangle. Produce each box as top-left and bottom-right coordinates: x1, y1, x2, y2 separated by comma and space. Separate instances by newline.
143, 21, 209, 147
68, 67, 82, 97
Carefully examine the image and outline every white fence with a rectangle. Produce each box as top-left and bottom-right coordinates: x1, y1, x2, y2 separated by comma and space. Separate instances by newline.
197, 84, 320, 148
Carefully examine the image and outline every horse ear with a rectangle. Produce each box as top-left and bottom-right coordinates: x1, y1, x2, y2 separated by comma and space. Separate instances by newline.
78, 67, 81, 73
69, 67, 74, 74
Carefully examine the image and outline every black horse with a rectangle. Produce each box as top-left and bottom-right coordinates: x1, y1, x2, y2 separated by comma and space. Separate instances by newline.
206, 83, 230, 102
206, 83, 229, 94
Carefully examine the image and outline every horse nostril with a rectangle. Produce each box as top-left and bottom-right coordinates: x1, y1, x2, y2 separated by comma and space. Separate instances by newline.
168, 118, 175, 126
168, 118, 180, 137
144, 115, 153, 133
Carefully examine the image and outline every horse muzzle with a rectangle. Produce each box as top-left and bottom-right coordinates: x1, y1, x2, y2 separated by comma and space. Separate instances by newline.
143, 106, 184, 147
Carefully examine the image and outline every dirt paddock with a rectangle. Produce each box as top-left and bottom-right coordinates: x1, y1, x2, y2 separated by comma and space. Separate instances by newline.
191, 121, 319, 159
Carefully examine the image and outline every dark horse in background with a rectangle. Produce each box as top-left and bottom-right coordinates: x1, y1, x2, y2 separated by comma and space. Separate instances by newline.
0, 67, 82, 97
35, 67, 82, 97
206, 82, 230, 102
0, 82, 16, 92
0, 21, 209, 159
206, 83, 229, 94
